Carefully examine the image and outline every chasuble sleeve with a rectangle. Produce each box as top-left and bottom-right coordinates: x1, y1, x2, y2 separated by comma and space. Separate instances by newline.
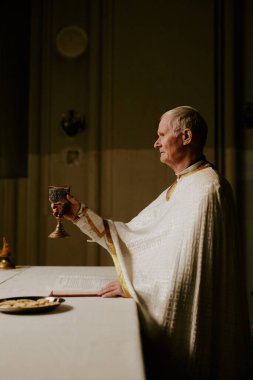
74, 205, 109, 250
74, 206, 132, 298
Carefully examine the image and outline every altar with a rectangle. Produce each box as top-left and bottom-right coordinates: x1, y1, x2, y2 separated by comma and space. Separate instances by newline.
0, 266, 145, 380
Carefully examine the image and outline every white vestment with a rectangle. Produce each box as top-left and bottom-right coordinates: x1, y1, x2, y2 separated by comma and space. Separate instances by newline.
75, 163, 252, 379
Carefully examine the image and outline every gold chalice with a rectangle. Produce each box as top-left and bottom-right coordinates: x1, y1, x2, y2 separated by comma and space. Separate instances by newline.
48, 185, 71, 238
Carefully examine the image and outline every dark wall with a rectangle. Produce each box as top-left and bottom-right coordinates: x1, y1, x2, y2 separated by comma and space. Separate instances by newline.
0, 1, 31, 178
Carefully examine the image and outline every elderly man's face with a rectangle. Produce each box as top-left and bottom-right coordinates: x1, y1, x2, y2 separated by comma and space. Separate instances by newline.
154, 114, 185, 168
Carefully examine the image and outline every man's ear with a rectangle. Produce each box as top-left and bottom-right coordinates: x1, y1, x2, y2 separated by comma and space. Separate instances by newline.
182, 128, 192, 145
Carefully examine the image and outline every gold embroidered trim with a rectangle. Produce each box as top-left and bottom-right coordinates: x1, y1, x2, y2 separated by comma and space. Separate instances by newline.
81, 208, 131, 298
103, 220, 132, 298
81, 207, 106, 238
166, 181, 177, 201
166, 162, 212, 201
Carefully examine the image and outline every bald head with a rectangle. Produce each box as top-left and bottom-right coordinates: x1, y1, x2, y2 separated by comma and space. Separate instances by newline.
154, 106, 208, 172
162, 106, 208, 151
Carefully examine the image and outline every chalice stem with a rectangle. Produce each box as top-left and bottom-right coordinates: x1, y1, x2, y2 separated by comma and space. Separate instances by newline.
48, 215, 70, 238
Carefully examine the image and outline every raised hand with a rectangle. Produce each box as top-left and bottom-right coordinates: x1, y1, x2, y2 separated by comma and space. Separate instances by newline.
51, 194, 81, 222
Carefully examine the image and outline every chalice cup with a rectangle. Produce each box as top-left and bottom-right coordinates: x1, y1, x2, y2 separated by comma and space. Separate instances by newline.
48, 185, 71, 238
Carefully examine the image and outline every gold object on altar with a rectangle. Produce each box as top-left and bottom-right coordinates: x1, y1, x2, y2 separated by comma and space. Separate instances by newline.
0, 237, 16, 269
48, 185, 71, 238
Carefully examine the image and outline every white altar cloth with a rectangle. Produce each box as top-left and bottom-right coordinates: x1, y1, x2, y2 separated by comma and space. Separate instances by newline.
0, 266, 145, 380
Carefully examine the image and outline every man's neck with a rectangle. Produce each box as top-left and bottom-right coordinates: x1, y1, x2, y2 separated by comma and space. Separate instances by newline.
174, 154, 206, 175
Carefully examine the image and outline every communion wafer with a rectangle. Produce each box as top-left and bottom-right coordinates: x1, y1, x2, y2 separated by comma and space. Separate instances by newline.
0, 298, 59, 308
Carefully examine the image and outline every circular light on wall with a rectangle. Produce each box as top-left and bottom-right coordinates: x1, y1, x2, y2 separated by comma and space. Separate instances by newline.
56, 25, 88, 59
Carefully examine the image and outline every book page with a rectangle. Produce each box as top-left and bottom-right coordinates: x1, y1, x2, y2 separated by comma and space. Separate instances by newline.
51, 273, 117, 296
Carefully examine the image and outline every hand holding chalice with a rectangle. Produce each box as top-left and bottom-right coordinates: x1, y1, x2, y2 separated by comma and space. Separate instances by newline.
48, 186, 71, 238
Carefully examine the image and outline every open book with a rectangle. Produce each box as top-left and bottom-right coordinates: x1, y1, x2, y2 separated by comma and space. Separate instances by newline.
50, 273, 117, 297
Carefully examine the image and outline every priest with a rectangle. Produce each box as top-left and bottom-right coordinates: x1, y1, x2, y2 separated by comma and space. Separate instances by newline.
52, 106, 252, 379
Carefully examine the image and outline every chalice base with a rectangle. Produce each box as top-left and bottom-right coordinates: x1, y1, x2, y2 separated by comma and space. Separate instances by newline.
48, 218, 70, 238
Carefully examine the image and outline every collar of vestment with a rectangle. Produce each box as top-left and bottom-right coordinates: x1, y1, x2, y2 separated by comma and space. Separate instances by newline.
166, 157, 212, 201
175, 157, 210, 179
